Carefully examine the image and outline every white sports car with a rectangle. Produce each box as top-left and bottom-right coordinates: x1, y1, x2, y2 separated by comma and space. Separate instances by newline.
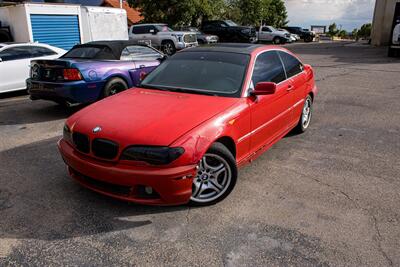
0, 43, 66, 93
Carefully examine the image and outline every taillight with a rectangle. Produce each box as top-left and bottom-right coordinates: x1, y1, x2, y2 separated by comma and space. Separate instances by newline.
63, 68, 82, 81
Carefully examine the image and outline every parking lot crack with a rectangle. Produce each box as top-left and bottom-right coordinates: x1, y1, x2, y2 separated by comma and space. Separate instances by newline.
372, 215, 393, 266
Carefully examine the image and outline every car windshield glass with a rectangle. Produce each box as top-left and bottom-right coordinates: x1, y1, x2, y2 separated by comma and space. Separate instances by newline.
225, 20, 237, 26
62, 46, 113, 59
141, 51, 249, 97
155, 25, 174, 32
269, 26, 277, 32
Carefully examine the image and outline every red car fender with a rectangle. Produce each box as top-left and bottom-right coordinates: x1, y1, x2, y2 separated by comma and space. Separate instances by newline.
170, 99, 252, 165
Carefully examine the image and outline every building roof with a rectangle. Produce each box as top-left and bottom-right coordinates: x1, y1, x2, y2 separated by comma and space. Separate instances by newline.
102, 0, 142, 25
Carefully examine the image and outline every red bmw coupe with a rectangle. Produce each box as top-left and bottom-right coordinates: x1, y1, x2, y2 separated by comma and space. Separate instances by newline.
58, 43, 317, 206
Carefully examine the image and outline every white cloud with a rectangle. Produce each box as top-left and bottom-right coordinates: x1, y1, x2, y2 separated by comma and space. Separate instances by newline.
284, 0, 376, 31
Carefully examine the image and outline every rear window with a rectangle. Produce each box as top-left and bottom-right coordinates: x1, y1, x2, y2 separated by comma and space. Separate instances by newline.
62, 46, 114, 59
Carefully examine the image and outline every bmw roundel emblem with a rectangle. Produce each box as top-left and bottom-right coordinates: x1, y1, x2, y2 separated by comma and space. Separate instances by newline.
92, 126, 102, 133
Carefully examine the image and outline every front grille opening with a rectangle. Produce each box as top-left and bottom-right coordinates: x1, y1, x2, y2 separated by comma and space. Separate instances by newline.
72, 132, 90, 153
92, 138, 119, 159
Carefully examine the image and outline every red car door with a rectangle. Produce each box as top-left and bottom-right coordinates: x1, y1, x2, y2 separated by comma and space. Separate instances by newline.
278, 51, 308, 127
248, 51, 293, 155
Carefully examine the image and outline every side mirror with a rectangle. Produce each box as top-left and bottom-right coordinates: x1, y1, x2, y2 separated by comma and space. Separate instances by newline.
0, 58, 2, 62
252, 82, 276, 96
149, 29, 157, 35
303, 64, 311, 72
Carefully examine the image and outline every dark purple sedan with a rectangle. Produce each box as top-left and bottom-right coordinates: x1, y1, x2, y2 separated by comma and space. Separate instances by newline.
27, 40, 164, 106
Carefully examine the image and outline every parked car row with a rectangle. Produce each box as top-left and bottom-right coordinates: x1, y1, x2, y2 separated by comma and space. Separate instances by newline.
127, 21, 316, 56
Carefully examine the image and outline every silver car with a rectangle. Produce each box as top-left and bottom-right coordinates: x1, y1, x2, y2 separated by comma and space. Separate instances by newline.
129, 23, 198, 55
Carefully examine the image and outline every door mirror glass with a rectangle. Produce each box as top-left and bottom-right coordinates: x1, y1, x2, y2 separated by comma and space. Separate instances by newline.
0, 57, 2, 62
252, 82, 276, 95
149, 29, 156, 35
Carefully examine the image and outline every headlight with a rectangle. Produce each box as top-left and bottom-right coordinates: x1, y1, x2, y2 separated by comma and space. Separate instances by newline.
172, 34, 183, 42
120, 146, 185, 165
63, 124, 72, 144
241, 28, 251, 34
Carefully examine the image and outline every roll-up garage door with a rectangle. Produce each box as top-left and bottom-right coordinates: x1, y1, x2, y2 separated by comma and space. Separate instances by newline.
30, 14, 81, 50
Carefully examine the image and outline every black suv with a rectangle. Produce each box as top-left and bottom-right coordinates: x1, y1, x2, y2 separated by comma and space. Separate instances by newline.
283, 26, 315, 42
201, 20, 257, 43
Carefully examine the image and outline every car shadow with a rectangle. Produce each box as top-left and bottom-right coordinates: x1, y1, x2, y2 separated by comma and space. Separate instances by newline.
0, 137, 192, 241
0, 99, 86, 126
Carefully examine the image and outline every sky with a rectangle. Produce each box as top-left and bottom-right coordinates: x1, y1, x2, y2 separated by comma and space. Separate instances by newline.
284, 0, 376, 31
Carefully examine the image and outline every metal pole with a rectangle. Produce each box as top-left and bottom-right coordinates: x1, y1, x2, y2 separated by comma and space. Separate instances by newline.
120, 0, 122, 8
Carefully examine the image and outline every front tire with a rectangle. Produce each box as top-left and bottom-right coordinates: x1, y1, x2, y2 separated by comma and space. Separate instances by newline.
273, 37, 281, 44
190, 142, 237, 206
102, 78, 128, 99
161, 40, 176, 56
294, 95, 313, 133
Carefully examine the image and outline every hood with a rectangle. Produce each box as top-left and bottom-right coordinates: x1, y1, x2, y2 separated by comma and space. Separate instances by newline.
68, 89, 239, 147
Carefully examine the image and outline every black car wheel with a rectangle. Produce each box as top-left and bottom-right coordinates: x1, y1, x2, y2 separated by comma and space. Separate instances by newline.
102, 78, 128, 98
273, 37, 281, 44
162, 41, 176, 56
304, 35, 313, 42
190, 142, 237, 206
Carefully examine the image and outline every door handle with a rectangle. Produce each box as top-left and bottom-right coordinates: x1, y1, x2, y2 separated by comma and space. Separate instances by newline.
286, 85, 294, 92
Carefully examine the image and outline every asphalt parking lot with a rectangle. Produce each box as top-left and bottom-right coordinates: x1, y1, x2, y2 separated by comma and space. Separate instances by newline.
1, 41, 399, 266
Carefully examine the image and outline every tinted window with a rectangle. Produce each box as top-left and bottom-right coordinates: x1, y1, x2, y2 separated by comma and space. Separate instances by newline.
0, 46, 34, 61
132, 26, 147, 34
261, 27, 270, 32
141, 51, 250, 97
121, 45, 161, 61
252, 51, 286, 85
279, 51, 303, 78
62, 46, 114, 59
31, 46, 57, 57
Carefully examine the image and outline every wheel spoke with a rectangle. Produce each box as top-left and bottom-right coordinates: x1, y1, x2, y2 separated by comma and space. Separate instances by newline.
209, 179, 223, 192
192, 181, 204, 198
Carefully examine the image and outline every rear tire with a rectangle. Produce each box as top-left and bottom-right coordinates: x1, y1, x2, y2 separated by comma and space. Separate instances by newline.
102, 78, 128, 98
294, 95, 313, 133
304, 35, 313, 42
189, 142, 237, 206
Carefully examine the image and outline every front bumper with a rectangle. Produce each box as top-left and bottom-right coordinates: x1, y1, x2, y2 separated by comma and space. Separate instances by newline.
58, 139, 197, 205
176, 41, 198, 50
27, 79, 104, 104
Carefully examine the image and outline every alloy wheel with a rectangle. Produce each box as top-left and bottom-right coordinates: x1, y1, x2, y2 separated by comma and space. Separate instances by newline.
302, 97, 312, 129
191, 153, 232, 203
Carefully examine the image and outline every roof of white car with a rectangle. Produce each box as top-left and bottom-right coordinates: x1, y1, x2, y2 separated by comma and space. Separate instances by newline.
0, 42, 66, 52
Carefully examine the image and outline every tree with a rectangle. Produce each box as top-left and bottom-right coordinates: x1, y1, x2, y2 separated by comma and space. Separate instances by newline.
352, 28, 359, 40
338, 30, 347, 39
357, 23, 372, 39
262, 0, 288, 28
128, 0, 288, 27
328, 23, 339, 37
128, 0, 225, 26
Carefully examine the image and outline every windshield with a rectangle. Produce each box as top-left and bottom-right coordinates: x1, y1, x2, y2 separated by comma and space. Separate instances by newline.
155, 25, 174, 32
140, 51, 250, 97
269, 26, 277, 32
62, 46, 114, 59
225, 20, 238, 26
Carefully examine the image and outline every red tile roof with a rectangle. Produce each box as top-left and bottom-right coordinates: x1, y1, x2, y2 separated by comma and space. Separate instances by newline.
102, 0, 142, 25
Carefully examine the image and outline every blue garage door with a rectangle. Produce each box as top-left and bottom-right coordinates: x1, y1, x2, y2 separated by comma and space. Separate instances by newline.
30, 14, 81, 50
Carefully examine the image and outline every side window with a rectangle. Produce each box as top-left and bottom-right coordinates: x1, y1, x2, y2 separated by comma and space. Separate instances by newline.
0, 46, 33, 61
121, 45, 161, 61
252, 51, 286, 85
279, 51, 303, 78
132, 26, 145, 34
261, 27, 269, 32
30, 46, 57, 57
